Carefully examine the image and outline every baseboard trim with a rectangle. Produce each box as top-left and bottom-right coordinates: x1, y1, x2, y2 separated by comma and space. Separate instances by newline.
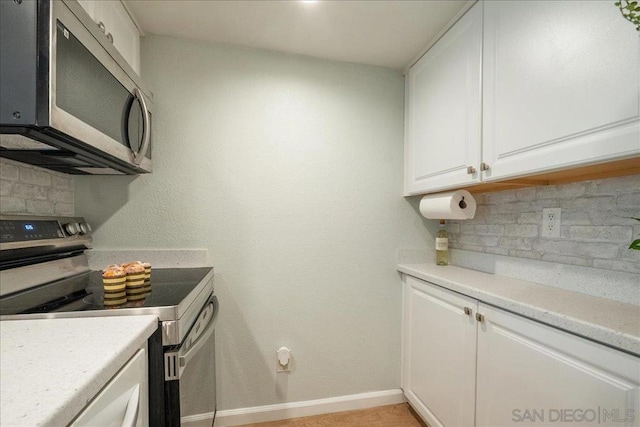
214, 389, 406, 427
182, 411, 215, 426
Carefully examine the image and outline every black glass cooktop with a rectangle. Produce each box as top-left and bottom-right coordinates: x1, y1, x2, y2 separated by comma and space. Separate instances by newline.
0, 267, 213, 316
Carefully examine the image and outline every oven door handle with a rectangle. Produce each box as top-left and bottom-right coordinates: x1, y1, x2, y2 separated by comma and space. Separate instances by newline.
178, 295, 219, 372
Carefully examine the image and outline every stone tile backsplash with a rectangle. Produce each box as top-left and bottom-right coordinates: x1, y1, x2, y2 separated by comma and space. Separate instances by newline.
447, 174, 640, 274
0, 158, 74, 216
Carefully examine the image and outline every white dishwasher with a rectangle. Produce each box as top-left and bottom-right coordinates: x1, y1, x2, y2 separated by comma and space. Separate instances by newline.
72, 346, 149, 427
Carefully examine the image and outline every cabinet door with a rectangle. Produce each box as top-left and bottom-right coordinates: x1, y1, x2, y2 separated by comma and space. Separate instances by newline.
476, 303, 640, 427
402, 276, 477, 427
99, 0, 141, 75
482, 1, 640, 182
404, 3, 482, 195
76, 0, 141, 75
72, 346, 149, 426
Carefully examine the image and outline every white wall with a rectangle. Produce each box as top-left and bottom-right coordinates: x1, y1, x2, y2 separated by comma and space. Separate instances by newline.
74, 35, 432, 410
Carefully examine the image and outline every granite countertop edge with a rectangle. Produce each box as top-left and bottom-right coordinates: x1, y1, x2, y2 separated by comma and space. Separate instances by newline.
0, 315, 158, 426
397, 263, 640, 356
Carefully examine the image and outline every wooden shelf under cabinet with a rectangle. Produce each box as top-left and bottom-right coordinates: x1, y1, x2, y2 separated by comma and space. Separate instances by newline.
456, 157, 640, 195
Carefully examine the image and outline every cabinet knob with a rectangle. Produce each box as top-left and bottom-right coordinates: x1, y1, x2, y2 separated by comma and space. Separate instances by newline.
463, 307, 473, 316
106, 32, 113, 43
466, 166, 476, 175
475, 313, 485, 323
480, 162, 490, 171
97, 21, 106, 33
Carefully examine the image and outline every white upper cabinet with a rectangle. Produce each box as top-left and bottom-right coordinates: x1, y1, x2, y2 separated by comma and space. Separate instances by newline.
77, 0, 141, 75
405, 3, 482, 195
405, 0, 640, 195
482, 0, 640, 181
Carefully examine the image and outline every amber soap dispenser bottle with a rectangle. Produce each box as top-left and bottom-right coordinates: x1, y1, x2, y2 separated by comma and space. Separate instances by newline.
436, 219, 449, 266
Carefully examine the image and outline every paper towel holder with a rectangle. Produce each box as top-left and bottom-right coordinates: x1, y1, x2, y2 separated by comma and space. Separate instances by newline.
419, 189, 477, 220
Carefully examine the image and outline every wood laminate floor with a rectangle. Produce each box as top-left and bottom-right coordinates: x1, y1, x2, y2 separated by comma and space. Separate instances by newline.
237, 403, 427, 427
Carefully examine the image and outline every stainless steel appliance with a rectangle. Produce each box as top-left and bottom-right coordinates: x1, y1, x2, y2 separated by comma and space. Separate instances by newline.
0, 0, 152, 175
0, 215, 217, 426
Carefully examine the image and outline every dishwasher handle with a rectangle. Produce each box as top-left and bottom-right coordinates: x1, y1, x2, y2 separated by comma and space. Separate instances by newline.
121, 384, 140, 427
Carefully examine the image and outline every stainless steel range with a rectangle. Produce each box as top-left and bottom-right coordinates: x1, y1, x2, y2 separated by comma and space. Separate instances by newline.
0, 214, 218, 426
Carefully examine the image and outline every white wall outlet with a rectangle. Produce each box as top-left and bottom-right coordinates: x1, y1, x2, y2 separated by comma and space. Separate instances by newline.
276, 347, 291, 373
542, 208, 561, 238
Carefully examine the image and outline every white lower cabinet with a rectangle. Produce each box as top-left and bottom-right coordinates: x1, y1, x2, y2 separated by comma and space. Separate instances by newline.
401, 275, 640, 427
402, 275, 477, 426
72, 345, 149, 427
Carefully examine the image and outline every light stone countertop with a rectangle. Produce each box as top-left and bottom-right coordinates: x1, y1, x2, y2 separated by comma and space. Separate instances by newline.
398, 263, 640, 356
0, 315, 158, 427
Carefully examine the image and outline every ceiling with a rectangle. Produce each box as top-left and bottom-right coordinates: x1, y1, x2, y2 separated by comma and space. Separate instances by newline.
123, 0, 470, 71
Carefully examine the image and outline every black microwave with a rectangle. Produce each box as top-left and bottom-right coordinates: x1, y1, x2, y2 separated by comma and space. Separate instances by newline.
0, 0, 152, 175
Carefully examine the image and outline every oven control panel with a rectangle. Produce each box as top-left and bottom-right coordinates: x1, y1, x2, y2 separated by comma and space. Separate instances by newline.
0, 216, 92, 244
0, 219, 64, 243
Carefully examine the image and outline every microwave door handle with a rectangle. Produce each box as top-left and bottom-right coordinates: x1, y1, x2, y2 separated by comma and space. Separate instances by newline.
132, 88, 151, 166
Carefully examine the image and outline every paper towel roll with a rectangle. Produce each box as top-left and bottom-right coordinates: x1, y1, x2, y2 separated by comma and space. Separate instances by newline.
419, 190, 477, 220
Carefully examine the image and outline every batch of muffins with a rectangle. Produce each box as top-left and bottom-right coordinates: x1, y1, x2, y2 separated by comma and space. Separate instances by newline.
102, 261, 152, 308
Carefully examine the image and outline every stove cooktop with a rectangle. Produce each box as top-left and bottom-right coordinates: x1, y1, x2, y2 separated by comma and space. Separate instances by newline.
0, 267, 214, 321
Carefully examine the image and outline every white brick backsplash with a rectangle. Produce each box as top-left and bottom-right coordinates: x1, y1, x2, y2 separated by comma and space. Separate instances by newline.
26, 200, 54, 215
541, 253, 590, 267
0, 158, 74, 216
462, 224, 504, 236
447, 223, 460, 233
486, 246, 510, 256
575, 242, 619, 259
48, 188, 73, 203
560, 196, 616, 211
1, 197, 26, 213
0, 162, 19, 181
504, 224, 538, 237
0, 180, 11, 196
508, 249, 541, 260
52, 175, 73, 191
483, 190, 518, 205
532, 239, 575, 255
517, 212, 540, 224
561, 211, 591, 226
484, 214, 517, 224
20, 168, 51, 187
529, 199, 561, 210
569, 226, 632, 243
589, 210, 640, 226
536, 182, 586, 199
515, 187, 536, 201
447, 175, 639, 274
498, 237, 533, 250
54, 202, 74, 216
617, 193, 640, 210
13, 183, 48, 200
586, 174, 640, 195
489, 201, 531, 214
